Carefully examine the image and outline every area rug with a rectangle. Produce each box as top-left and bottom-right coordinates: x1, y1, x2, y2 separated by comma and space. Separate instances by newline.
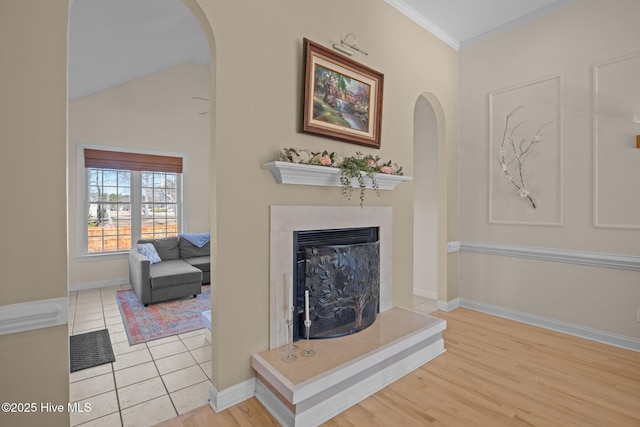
116, 286, 210, 345
70, 329, 115, 372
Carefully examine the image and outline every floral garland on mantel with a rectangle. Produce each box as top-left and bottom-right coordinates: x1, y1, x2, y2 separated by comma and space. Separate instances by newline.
278, 147, 404, 206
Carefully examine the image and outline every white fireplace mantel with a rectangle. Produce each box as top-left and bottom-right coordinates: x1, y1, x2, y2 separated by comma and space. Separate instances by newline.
263, 161, 412, 190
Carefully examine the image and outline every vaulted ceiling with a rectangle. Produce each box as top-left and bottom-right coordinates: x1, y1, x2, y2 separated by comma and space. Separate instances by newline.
68, 0, 208, 100
68, 0, 574, 100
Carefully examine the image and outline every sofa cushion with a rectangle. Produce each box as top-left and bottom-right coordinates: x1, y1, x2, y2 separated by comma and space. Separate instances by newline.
179, 238, 210, 258
183, 256, 210, 273
137, 243, 161, 264
138, 237, 180, 261
149, 260, 202, 289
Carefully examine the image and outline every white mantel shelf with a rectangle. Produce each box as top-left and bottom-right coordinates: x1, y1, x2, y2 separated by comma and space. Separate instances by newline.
263, 161, 412, 190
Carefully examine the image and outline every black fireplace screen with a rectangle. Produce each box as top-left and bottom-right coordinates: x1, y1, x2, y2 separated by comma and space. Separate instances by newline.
302, 241, 380, 339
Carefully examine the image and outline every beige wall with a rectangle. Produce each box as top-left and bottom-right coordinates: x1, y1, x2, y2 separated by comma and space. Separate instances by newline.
0, 0, 460, 413
68, 62, 210, 287
192, 0, 459, 390
3, 0, 636, 419
0, 1, 70, 426
459, 0, 640, 339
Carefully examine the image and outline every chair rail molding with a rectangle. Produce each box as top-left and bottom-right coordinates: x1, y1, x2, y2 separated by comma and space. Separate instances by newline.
0, 297, 68, 336
459, 241, 640, 271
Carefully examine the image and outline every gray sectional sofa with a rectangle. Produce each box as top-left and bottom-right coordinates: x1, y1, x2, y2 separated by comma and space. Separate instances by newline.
128, 235, 210, 306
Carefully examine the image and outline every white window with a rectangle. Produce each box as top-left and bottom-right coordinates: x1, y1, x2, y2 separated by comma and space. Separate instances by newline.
82, 148, 183, 255
140, 171, 179, 241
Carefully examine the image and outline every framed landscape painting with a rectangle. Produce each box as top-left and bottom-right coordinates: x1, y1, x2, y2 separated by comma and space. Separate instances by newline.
302, 38, 384, 148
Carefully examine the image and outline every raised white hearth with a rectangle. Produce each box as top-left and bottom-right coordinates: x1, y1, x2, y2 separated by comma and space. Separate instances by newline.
251, 307, 446, 427
263, 161, 412, 189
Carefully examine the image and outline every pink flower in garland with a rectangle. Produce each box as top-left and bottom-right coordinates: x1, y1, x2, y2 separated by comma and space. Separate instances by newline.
380, 166, 394, 174
319, 154, 332, 166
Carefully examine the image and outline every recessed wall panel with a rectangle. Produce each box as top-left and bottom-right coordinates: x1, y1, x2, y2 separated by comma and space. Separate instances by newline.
489, 76, 563, 225
594, 53, 640, 229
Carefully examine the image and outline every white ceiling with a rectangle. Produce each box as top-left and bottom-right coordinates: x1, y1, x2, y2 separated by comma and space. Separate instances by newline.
68, 0, 575, 100
68, 0, 209, 100
385, 0, 575, 49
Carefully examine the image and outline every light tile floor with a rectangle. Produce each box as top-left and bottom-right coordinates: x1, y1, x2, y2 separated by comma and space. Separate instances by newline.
69, 286, 436, 427
412, 294, 438, 314
69, 285, 212, 427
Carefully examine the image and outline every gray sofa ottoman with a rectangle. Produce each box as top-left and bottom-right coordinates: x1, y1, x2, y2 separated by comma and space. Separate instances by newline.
128, 235, 210, 306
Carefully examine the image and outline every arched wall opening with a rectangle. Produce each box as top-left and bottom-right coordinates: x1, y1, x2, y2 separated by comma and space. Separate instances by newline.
413, 93, 448, 303
66, 0, 218, 405
413, 96, 438, 299
181, 0, 219, 392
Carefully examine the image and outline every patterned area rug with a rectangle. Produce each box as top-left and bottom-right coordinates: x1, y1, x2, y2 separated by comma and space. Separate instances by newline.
116, 286, 210, 345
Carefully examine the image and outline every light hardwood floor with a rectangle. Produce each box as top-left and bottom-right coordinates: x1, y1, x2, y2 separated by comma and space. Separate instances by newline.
156, 308, 640, 426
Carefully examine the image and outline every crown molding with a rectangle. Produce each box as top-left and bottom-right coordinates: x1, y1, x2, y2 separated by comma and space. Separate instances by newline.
383, 0, 459, 50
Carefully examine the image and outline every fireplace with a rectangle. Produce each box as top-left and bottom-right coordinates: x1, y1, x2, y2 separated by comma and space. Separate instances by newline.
269, 206, 392, 349
293, 227, 380, 341
259, 206, 447, 426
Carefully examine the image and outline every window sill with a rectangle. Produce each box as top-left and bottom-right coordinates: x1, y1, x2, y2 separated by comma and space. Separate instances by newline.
75, 252, 128, 262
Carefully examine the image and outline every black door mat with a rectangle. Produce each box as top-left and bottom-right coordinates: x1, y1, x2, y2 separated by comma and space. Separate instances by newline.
70, 329, 115, 372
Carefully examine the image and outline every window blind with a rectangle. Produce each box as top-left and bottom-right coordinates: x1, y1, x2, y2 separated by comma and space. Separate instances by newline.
84, 149, 183, 173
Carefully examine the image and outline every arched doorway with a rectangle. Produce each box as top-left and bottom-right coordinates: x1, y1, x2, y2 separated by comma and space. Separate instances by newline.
413, 93, 447, 304
67, 0, 216, 422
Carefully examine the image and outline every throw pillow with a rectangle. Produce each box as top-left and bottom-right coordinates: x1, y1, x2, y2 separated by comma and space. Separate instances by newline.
137, 243, 161, 264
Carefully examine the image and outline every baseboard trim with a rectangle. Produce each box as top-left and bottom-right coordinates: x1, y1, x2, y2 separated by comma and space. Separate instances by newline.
69, 278, 129, 292
208, 378, 256, 413
0, 297, 68, 336
437, 298, 460, 312
460, 241, 640, 271
459, 299, 640, 352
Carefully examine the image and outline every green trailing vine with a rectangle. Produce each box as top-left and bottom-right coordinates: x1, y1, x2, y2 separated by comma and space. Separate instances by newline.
337, 152, 380, 206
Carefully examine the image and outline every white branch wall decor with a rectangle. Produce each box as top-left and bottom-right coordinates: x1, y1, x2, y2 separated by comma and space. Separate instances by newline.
489, 75, 563, 225
496, 105, 553, 209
